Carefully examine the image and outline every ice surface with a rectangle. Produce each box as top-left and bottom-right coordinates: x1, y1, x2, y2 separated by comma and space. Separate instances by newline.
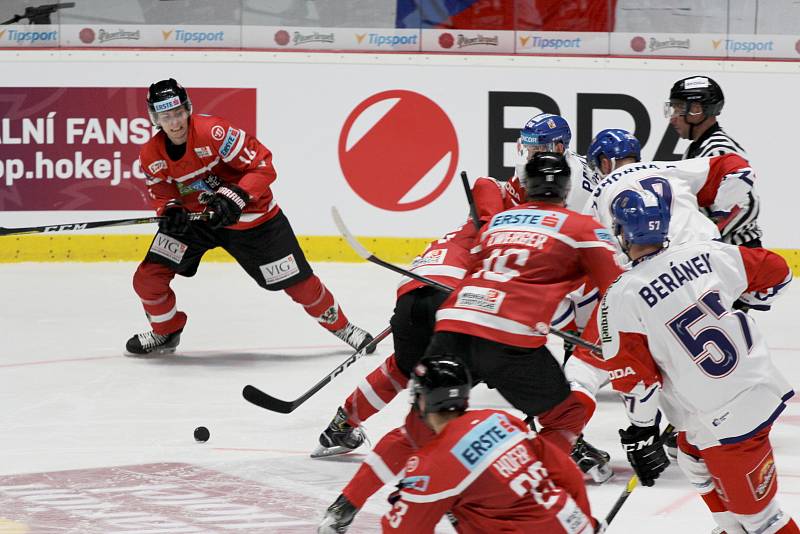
0, 262, 797, 533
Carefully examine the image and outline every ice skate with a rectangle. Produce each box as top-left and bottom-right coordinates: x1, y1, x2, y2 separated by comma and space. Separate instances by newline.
125, 329, 182, 356
311, 407, 368, 458
334, 322, 376, 354
318, 494, 358, 534
571, 434, 613, 484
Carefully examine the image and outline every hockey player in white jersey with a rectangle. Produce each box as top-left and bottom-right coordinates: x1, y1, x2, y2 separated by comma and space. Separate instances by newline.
584, 128, 756, 247
599, 188, 797, 534
516, 112, 600, 211
517, 113, 612, 482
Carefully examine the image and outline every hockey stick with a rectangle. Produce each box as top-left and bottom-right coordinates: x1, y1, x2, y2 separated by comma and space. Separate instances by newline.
242, 325, 392, 414
535, 322, 602, 355
605, 423, 676, 526
460, 171, 481, 231
331, 206, 455, 294
0, 213, 208, 237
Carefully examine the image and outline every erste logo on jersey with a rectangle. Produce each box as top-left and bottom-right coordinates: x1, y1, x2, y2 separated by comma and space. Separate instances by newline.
338, 90, 458, 211
219, 128, 241, 158
451, 413, 518, 470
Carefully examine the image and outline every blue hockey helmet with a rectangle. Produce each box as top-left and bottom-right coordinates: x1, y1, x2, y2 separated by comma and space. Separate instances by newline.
519, 113, 571, 154
611, 189, 670, 251
587, 129, 641, 173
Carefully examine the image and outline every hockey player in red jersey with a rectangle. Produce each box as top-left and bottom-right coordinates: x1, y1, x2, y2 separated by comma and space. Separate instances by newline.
600, 189, 797, 534
316, 177, 527, 532
126, 79, 373, 355
428, 152, 623, 456
381, 354, 602, 533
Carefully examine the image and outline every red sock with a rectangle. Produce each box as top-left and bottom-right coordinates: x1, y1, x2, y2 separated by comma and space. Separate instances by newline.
537, 392, 587, 454
132, 261, 187, 335
284, 275, 348, 332
344, 354, 409, 425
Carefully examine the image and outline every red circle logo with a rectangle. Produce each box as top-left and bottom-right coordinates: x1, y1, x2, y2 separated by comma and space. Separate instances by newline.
339, 90, 458, 211
211, 125, 225, 140
795, 40, 800, 54
630, 36, 646, 52
439, 33, 454, 49
79, 28, 95, 44
275, 30, 290, 46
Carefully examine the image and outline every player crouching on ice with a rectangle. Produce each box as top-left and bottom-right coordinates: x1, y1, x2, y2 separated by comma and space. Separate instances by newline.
599, 189, 797, 533
126, 78, 374, 356
320, 354, 604, 533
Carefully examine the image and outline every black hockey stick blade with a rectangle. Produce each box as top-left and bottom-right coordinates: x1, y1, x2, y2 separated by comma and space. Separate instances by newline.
242, 325, 392, 414
331, 206, 454, 294
460, 171, 481, 231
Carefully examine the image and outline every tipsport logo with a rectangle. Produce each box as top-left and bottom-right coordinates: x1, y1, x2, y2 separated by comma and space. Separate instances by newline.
354, 33, 418, 47
162, 29, 225, 44
0, 28, 58, 44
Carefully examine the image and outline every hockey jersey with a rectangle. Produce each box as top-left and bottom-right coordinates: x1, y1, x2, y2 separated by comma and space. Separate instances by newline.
382, 409, 594, 533
435, 202, 622, 348
598, 240, 793, 449
684, 123, 762, 246
139, 114, 279, 230
515, 149, 600, 212
583, 154, 755, 247
397, 176, 525, 297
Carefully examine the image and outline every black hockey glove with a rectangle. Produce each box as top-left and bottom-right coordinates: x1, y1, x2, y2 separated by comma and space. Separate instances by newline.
158, 199, 190, 235
619, 424, 669, 487
200, 184, 250, 229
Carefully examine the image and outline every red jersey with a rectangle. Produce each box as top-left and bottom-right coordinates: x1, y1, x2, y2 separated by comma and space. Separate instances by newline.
435, 202, 622, 348
139, 114, 279, 230
381, 409, 594, 533
397, 176, 526, 297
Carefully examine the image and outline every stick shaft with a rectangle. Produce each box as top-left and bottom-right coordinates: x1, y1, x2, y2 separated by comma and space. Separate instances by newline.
0, 213, 207, 237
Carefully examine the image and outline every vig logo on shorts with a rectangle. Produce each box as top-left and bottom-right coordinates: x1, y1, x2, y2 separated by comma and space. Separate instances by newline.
260, 254, 300, 285
151, 234, 188, 263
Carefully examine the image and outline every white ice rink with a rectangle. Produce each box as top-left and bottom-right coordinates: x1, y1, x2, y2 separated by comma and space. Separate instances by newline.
1, 261, 798, 533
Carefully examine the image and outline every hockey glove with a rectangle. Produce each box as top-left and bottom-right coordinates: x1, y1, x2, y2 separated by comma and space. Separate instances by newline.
200, 184, 250, 229
159, 199, 190, 235
619, 424, 669, 487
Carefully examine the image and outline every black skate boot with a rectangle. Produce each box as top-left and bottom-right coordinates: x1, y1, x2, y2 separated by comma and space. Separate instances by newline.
311, 407, 368, 459
334, 323, 376, 354
318, 494, 358, 534
125, 329, 182, 356
571, 434, 613, 484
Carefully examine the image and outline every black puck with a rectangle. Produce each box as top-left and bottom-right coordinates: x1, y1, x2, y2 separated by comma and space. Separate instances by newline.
194, 426, 210, 443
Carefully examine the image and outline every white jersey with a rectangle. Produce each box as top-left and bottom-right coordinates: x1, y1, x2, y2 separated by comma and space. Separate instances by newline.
564, 149, 601, 212
584, 158, 728, 246
515, 149, 600, 212
598, 240, 793, 449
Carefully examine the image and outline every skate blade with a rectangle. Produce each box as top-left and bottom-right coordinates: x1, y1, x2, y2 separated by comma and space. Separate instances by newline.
587, 463, 614, 484
123, 346, 178, 358
310, 444, 362, 459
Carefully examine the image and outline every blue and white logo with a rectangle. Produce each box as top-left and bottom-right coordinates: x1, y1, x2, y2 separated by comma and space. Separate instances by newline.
450, 413, 518, 470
